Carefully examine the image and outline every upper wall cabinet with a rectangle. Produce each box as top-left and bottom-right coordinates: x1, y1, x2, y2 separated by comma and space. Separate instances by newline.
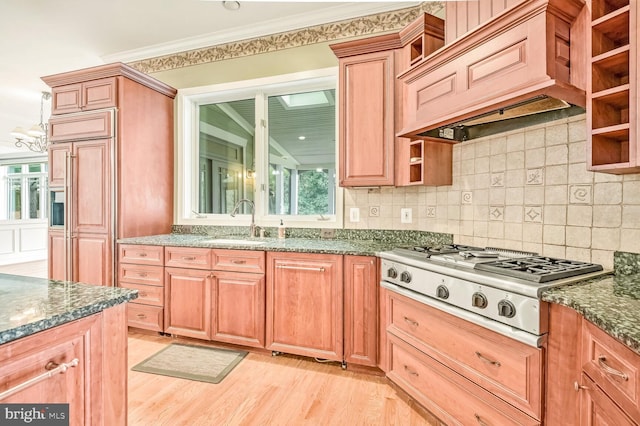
330, 13, 446, 187
587, 0, 639, 173
331, 34, 401, 187
51, 77, 117, 114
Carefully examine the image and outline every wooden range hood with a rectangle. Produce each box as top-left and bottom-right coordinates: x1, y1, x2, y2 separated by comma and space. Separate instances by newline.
397, 0, 588, 142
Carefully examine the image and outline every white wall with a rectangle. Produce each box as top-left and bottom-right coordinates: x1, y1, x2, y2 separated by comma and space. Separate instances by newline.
0, 221, 47, 265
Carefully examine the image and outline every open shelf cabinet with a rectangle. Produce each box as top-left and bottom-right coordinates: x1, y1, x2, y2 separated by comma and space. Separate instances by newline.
587, 0, 638, 173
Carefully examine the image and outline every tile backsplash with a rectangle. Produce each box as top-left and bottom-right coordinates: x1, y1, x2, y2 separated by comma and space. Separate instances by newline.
344, 114, 640, 270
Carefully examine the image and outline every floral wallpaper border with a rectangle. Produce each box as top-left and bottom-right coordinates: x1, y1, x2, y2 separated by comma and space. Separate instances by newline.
129, 2, 443, 74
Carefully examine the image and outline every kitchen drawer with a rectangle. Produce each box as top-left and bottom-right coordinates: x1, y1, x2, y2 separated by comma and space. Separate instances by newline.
118, 264, 164, 286
212, 249, 265, 273
387, 335, 540, 426
127, 304, 163, 332
119, 282, 163, 307
119, 244, 164, 266
386, 290, 543, 419
49, 110, 114, 142
165, 246, 212, 269
582, 319, 640, 421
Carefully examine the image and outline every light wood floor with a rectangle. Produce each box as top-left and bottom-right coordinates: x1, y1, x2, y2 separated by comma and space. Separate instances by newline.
0, 261, 440, 425
128, 331, 440, 426
0, 260, 47, 278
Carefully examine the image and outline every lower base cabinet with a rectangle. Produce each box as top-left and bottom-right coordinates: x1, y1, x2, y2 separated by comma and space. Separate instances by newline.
164, 267, 212, 340
0, 305, 128, 425
266, 252, 344, 361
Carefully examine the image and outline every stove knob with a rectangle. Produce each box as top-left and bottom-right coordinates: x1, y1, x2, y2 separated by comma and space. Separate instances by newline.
387, 268, 398, 279
471, 292, 488, 309
400, 271, 412, 283
436, 285, 449, 300
498, 300, 516, 318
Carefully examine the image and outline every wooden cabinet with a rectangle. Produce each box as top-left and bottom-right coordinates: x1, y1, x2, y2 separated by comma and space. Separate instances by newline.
118, 244, 165, 332
332, 41, 398, 187
343, 255, 378, 367
587, 0, 639, 173
159, 247, 266, 347
383, 288, 543, 423
330, 14, 447, 187
43, 63, 176, 286
0, 305, 128, 425
211, 249, 265, 348
444, 0, 525, 43
266, 252, 343, 361
395, 139, 453, 186
546, 303, 640, 424
51, 77, 117, 114
580, 319, 640, 423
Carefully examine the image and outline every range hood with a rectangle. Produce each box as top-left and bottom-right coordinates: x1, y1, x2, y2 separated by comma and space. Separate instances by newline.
397, 0, 587, 142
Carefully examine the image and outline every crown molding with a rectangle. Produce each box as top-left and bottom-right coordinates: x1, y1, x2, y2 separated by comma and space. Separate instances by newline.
103, 2, 420, 64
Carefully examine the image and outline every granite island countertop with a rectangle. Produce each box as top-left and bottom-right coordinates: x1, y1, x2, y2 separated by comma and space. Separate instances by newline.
542, 273, 640, 355
0, 273, 138, 345
117, 233, 426, 256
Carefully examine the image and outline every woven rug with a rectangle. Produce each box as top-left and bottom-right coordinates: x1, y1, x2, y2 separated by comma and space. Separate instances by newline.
132, 343, 247, 384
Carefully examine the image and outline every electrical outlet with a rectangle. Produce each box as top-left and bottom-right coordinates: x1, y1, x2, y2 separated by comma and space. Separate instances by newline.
401, 208, 412, 223
349, 207, 360, 222
369, 206, 380, 217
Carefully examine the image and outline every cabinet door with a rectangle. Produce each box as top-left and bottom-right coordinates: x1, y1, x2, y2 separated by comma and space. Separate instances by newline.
74, 233, 111, 286
51, 78, 117, 114
164, 267, 212, 340
0, 315, 100, 425
72, 139, 110, 234
82, 77, 117, 111
266, 252, 343, 361
48, 229, 67, 281
51, 83, 83, 114
338, 50, 395, 186
344, 255, 378, 367
212, 271, 265, 348
49, 110, 113, 142
48, 143, 71, 187
580, 374, 636, 426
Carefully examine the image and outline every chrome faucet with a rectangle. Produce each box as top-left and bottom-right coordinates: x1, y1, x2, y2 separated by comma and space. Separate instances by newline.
230, 199, 258, 237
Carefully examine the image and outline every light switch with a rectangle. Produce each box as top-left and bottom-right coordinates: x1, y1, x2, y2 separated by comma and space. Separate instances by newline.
349, 207, 360, 222
401, 208, 412, 223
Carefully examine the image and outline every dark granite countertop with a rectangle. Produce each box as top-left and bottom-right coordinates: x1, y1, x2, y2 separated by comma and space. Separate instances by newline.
0, 273, 138, 345
117, 232, 447, 256
542, 273, 640, 355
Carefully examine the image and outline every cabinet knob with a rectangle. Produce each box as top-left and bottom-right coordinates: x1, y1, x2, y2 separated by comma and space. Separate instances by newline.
136, 313, 147, 319
139, 252, 148, 257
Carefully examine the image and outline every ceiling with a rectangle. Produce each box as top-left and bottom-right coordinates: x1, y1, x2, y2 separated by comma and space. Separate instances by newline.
0, 0, 418, 157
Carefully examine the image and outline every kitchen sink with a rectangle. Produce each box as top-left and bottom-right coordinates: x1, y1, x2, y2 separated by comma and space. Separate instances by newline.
200, 238, 266, 246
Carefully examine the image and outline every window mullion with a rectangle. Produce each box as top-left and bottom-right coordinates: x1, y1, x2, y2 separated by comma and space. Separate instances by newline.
254, 92, 267, 221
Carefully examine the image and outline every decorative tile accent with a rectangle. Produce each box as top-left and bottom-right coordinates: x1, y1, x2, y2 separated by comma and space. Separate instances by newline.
461, 191, 473, 204
526, 168, 544, 185
130, 3, 443, 73
425, 206, 436, 218
489, 206, 504, 221
569, 184, 593, 204
524, 205, 543, 223
490, 172, 504, 187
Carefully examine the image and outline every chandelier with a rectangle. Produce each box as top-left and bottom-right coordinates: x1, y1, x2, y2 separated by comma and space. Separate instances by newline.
11, 91, 51, 153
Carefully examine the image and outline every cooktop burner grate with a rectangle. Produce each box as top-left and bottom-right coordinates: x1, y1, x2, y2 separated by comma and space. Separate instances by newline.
475, 256, 604, 282
412, 244, 484, 255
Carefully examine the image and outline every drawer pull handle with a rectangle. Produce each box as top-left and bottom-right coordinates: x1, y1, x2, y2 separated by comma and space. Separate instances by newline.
136, 313, 147, 319
475, 351, 501, 367
139, 292, 148, 297
597, 356, 628, 381
403, 316, 419, 327
403, 365, 419, 377
139, 253, 148, 257
231, 260, 247, 264
0, 358, 79, 401
182, 256, 197, 261
276, 265, 325, 272
137, 272, 148, 277
574, 381, 589, 391
474, 414, 490, 426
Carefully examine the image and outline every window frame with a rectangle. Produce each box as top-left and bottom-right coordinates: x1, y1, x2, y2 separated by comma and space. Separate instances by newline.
0, 161, 48, 222
176, 67, 342, 229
